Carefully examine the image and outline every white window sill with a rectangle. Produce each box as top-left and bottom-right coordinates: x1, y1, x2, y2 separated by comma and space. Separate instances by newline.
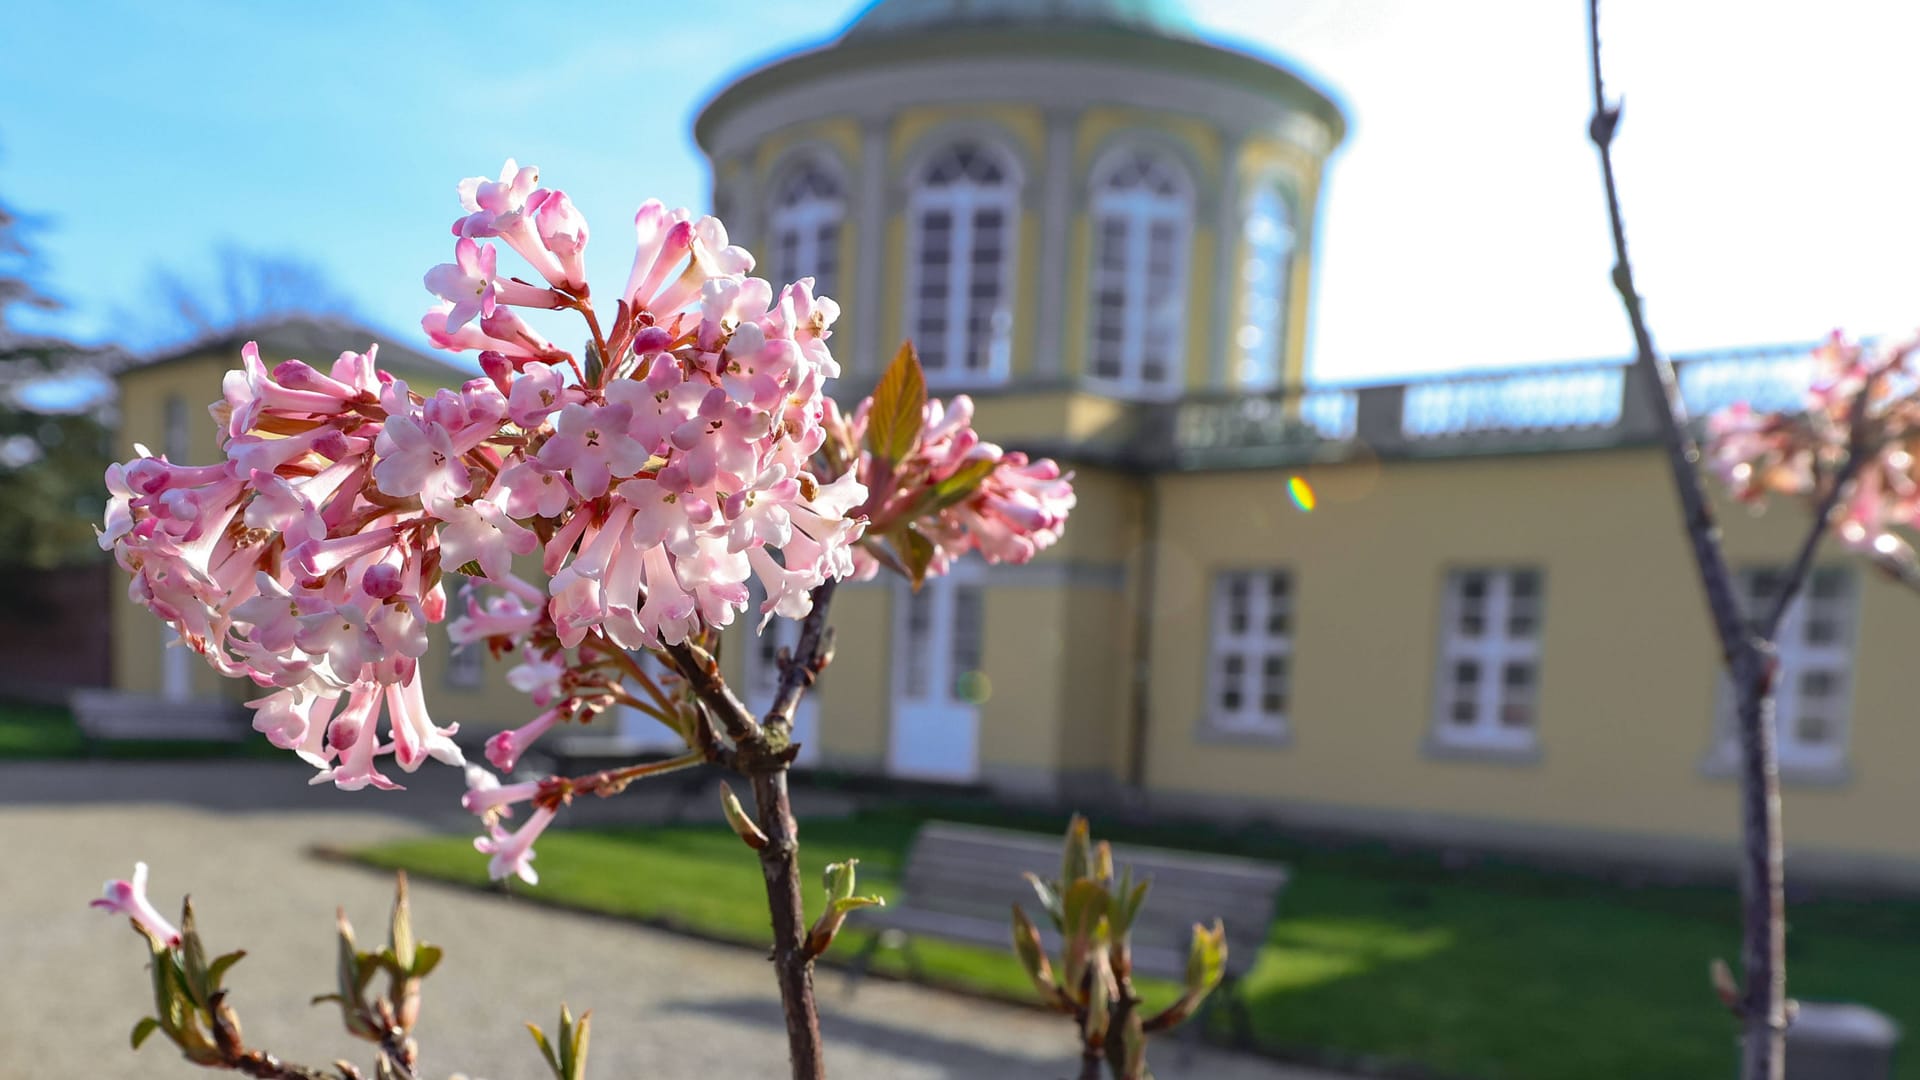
1698, 744, 1851, 788
1422, 732, 1542, 766
1196, 718, 1292, 748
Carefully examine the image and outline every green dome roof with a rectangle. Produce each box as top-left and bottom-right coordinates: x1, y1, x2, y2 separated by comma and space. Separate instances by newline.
842, 0, 1198, 41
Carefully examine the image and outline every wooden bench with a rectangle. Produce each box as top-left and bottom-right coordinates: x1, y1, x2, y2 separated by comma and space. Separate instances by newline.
848, 821, 1288, 1042
69, 689, 250, 746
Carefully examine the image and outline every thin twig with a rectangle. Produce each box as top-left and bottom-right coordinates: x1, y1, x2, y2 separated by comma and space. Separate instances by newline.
763, 581, 838, 735
1761, 381, 1877, 637
660, 640, 761, 745
1587, 3, 1787, 1077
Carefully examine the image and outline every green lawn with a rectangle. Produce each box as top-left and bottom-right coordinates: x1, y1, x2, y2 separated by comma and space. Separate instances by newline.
0, 700, 279, 760
358, 803, 1920, 1080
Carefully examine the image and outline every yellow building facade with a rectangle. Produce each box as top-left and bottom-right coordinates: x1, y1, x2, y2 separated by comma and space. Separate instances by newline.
107, 2, 1920, 888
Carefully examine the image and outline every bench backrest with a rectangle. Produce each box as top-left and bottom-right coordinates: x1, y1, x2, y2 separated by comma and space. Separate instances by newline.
900, 822, 1286, 978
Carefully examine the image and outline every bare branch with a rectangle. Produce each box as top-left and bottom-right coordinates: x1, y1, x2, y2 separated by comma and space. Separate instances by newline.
1588, 4, 1787, 1077
762, 581, 838, 736
1761, 379, 1878, 638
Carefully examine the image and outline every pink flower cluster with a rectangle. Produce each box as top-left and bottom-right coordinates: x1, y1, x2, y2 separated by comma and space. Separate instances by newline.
103, 157, 1078, 881
831, 394, 1077, 583
102, 341, 467, 790
1708, 331, 1920, 566
104, 159, 867, 795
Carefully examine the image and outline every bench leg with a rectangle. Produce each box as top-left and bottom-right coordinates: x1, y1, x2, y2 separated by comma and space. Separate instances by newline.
841, 932, 883, 1001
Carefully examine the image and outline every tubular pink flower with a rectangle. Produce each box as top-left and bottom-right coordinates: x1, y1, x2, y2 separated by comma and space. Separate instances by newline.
486, 708, 562, 773
529, 189, 589, 291
90, 862, 181, 946
462, 765, 539, 819
474, 804, 558, 884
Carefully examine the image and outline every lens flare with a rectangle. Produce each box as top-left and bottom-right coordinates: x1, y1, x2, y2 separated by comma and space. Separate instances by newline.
1287, 475, 1316, 512
954, 671, 993, 705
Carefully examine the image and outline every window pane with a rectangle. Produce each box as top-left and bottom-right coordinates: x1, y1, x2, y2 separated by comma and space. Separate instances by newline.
1219, 653, 1244, 711
951, 586, 984, 696
1260, 654, 1288, 716
1225, 575, 1249, 634
903, 587, 932, 698
1236, 186, 1294, 390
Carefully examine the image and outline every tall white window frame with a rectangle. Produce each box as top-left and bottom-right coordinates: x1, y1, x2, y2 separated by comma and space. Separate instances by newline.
1235, 184, 1296, 392
906, 140, 1020, 387
1708, 567, 1856, 777
767, 155, 845, 299
1432, 568, 1545, 754
1203, 569, 1294, 738
1087, 148, 1193, 400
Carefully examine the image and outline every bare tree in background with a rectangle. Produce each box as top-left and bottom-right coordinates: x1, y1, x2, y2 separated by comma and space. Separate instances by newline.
127, 244, 359, 346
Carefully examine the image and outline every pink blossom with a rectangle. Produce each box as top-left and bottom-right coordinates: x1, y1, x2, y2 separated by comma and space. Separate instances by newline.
90, 862, 181, 946
474, 805, 558, 884
529, 189, 589, 291
373, 412, 471, 507
538, 401, 650, 498
486, 708, 562, 772
423, 237, 500, 333
462, 765, 539, 820
506, 649, 567, 707
507, 364, 569, 428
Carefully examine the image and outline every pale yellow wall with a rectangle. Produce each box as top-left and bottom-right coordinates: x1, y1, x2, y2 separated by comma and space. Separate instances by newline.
113, 357, 238, 702
977, 584, 1070, 777
1141, 447, 1920, 865
752, 119, 862, 185
1182, 226, 1216, 394
812, 584, 893, 768
1062, 213, 1092, 379
1073, 107, 1223, 182
888, 104, 1046, 171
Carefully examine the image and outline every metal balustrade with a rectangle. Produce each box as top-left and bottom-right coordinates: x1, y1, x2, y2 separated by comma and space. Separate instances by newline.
1402, 364, 1625, 439
1160, 342, 1820, 463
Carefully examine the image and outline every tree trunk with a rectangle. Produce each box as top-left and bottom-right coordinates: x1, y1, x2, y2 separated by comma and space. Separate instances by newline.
751, 765, 825, 1080
1734, 656, 1788, 1080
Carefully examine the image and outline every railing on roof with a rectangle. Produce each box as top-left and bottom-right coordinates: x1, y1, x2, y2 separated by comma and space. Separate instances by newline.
1163, 342, 1818, 463
1402, 363, 1625, 439
1172, 387, 1356, 451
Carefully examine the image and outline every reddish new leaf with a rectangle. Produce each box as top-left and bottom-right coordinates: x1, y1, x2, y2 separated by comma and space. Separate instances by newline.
866, 341, 927, 467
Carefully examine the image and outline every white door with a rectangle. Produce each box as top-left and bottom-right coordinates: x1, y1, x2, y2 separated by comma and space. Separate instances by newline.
744, 611, 822, 767
615, 651, 689, 752
160, 630, 192, 703
889, 569, 984, 782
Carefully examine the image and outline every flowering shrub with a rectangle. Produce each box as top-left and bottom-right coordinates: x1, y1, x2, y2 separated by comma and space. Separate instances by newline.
101, 158, 1073, 863
1707, 332, 1920, 576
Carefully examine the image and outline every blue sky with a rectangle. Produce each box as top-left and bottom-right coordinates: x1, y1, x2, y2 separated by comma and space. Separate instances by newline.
6, 1, 1919, 384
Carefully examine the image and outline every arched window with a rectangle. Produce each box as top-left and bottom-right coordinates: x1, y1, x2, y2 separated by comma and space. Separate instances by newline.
1088, 149, 1193, 398
1235, 185, 1296, 391
908, 140, 1019, 384
767, 156, 844, 298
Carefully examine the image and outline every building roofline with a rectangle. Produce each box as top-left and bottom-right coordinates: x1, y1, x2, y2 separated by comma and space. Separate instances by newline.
127, 314, 467, 382
695, 26, 1347, 154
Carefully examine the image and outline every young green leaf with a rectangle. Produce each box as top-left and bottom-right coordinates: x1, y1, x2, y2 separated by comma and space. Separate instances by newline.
205, 950, 246, 992
410, 943, 444, 980
526, 1021, 562, 1077
130, 1016, 161, 1051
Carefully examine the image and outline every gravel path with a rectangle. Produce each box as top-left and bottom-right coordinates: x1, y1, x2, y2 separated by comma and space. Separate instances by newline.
3, 761, 1345, 1080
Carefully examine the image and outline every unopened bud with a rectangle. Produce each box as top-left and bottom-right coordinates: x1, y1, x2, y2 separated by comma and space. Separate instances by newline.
720, 784, 768, 850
